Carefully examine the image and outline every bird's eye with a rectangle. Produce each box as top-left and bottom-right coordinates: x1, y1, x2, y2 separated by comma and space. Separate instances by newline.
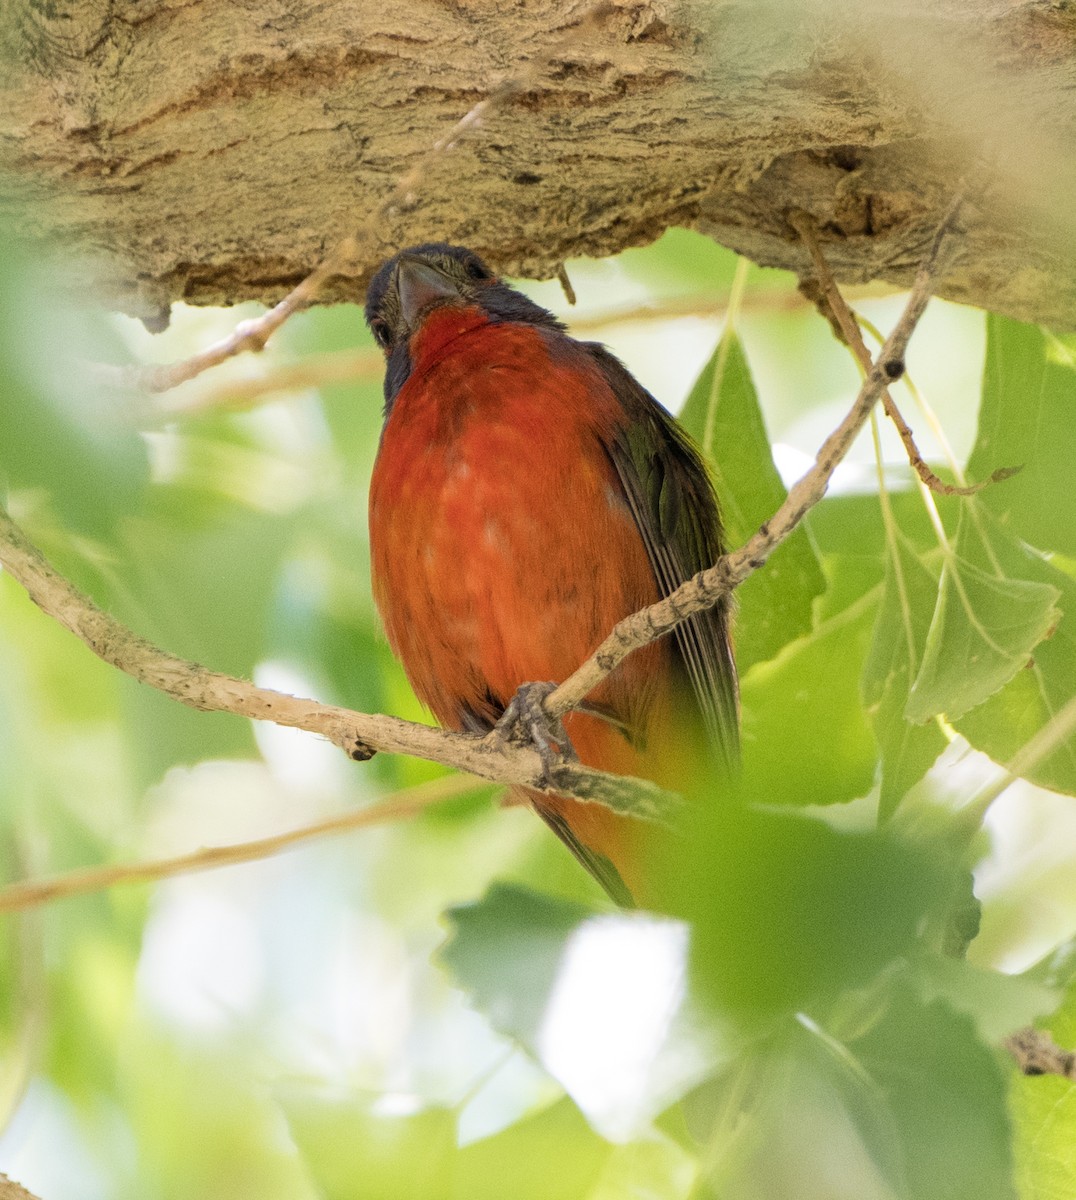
465, 258, 492, 282
370, 317, 391, 348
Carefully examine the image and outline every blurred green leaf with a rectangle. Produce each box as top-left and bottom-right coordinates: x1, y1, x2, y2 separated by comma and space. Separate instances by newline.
1012, 1076, 1076, 1200
282, 1091, 455, 1200
680, 332, 825, 670
862, 533, 947, 819
849, 987, 1016, 1200
691, 983, 1014, 1200
660, 806, 945, 1023
906, 551, 1059, 725
453, 1098, 613, 1200
120, 1031, 314, 1200
0, 235, 149, 546
739, 589, 879, 807
589, 1133, 695, 1200
969, 317, 1076, 557
951, 510, 1076, 795
1012, 975, 1076, 1200
125, 458, 301, 677
441, 884, 596, 1049
912, 954, 1058, 1044
442, 885, 715, 1138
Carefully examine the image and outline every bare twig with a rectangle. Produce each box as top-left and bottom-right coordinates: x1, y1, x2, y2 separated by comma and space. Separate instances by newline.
111, 3, 612, 396
789, 210, 1015, 498
556, 262, 577, 306
0, 1175, 39, 1200
950, 691, 1076, 840
545, 194, 966, 720
0, 775, 482, 914
149, 293, 809, 418
1006, 1026, 1076, 1080
156, 347, 384, 416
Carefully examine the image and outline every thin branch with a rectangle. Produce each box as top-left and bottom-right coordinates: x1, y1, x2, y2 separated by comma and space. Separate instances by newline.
545, 193, 966, 720
156, 347, 385, 416
0, 775, 483, 914
0, 503, 671, 819
149, 294, 805, 418
110, 2, 614, 396
951, 691, 1076, 839
1006, 1026, 1076, 1080
789, 210, 1016, 498
0, 1176, 40, 1200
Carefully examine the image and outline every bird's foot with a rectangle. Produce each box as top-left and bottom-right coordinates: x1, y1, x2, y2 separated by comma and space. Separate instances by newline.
493, 681, 578, 787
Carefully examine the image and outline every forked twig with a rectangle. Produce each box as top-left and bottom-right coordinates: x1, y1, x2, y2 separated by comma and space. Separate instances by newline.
789, 210, 1016, 497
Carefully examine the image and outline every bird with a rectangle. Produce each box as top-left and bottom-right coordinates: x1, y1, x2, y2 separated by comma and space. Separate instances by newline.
364, 243, 738, 905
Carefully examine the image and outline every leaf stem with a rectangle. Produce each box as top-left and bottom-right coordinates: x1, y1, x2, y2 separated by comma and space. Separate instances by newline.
870, 409, 920, 674
703, 256, 751, 461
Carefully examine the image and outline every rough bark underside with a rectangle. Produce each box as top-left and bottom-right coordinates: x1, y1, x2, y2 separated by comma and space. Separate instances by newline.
2, 0, 1076, 327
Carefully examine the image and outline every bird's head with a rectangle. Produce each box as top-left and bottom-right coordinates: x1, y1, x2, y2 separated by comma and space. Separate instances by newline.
364, 243, 563, 407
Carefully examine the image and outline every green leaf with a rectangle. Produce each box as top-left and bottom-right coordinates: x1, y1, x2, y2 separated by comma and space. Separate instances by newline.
452, 1098, 613, 1200
739, 588, 879, 807
952, 510, 1076, 795
441, 885, 715, 1137
691, 985, 1015, 1200
862, 533, 947, 819
680, 331, 825, 670
281, 1092, 456, 1200
0, 235, 149, 545
850, 987, 1016, 1200
442, 884, 596, 1049
659, 806, 946, 1023
1012, 1076, 1076, 1200
1012, 977, 1076, 1200
912, 954, 1058, 1045
905, 551, 1060, 724
969, 317, 1076, 557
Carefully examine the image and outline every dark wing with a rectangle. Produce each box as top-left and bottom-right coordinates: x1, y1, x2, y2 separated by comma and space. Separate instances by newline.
586, 344, 740, 773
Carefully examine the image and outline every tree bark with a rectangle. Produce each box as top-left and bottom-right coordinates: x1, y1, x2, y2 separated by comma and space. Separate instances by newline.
2, 0, 1075, 328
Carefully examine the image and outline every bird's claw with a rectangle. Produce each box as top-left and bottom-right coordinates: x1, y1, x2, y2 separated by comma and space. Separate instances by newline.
493, 681, 578, 787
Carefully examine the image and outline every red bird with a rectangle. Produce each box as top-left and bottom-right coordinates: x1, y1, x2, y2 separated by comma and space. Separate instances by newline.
365, 245, 738, 903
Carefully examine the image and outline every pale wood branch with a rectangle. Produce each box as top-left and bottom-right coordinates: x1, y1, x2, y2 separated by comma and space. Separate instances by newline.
789, 210, 1016, 497
0, 1176, 39, 1200
5, 1, 1076, 326
144, 291, 820, 418
0, 775, 482, 914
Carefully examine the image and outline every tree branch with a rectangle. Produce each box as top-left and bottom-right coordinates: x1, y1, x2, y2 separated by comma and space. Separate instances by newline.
0, 775, 482, 914
145, 291, 819, 419
789, 209, 1016, 497
545, 193, 966, 720
0, 500, 674, 818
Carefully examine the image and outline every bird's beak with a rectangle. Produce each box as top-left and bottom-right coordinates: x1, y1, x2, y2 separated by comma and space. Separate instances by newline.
396, 259, 462, 328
